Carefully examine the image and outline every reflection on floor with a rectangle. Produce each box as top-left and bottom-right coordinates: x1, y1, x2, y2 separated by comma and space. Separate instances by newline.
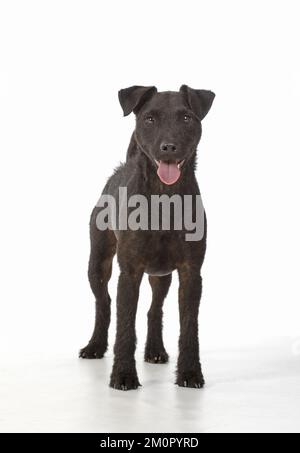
1, 338, 300, 433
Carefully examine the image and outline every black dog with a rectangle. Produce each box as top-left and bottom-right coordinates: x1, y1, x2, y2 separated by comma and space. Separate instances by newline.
80, 85, 215, 390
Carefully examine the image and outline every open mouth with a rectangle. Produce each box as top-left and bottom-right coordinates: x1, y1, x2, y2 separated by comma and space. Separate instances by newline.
155, 159, 185, 185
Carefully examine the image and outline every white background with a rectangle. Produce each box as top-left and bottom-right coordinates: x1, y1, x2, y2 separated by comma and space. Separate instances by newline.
1, 0, 300, 433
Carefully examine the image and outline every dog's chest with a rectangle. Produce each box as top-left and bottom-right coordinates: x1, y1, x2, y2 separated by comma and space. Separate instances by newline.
142, 232, 183, 276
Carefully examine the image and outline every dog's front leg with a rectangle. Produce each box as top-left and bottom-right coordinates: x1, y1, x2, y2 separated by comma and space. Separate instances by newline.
110, 269, 143, 390
176, 267, 205, 388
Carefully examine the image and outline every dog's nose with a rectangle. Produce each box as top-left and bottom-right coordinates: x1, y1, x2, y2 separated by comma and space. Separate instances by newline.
160, 143, 177, 153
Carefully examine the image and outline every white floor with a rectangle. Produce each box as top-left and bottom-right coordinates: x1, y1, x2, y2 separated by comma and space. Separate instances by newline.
1, 339, 300, 433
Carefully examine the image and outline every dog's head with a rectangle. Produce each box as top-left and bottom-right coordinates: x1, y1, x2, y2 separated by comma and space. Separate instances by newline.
118, 85, 215, 185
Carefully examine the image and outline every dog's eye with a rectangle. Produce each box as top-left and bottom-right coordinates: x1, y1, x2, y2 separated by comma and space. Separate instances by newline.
184, 114, 192, 122
145, 116, 155, 124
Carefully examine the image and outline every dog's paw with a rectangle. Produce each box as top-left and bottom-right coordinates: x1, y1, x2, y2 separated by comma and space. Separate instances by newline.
144, 348, 169, 364
109, 370, 141, 391
176, 369, 205, 389
79, 343, 106, 359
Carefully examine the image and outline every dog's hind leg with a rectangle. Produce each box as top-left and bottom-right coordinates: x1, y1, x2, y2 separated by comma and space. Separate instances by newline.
144, 274, 172, 364
80, 212, 116, 359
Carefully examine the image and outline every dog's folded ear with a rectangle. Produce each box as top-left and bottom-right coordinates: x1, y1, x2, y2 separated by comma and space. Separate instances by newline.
118, 86, 157, 116
180, 85, 215, 121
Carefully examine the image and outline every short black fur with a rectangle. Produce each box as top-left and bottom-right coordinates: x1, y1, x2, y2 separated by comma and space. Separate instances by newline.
80, 85, 215, 390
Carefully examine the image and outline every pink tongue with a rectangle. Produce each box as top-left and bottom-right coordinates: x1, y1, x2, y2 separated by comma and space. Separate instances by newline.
157, 161, 181, 185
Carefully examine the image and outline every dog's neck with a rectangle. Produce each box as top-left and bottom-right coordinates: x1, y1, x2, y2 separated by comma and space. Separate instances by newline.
126, 133, 199, 194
